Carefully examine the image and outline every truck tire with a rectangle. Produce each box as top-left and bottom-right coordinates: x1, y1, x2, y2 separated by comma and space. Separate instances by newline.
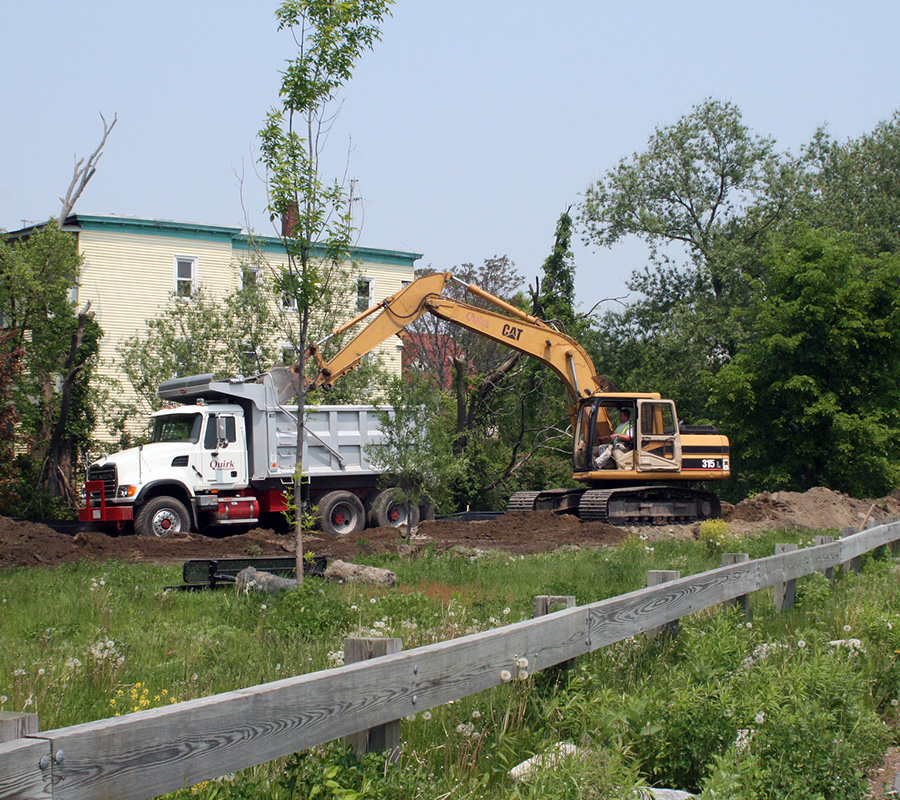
317, 491, 365, 537
367, 488, 421, 529
135, 496, 191, 537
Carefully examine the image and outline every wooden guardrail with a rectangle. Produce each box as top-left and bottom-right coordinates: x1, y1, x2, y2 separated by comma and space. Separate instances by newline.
2, 520, 899, 800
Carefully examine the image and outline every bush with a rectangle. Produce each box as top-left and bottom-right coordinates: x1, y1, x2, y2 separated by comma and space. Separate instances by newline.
696, 519, 734, 555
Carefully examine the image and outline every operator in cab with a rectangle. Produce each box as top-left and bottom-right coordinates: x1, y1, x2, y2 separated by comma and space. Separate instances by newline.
594, 406, 634, 470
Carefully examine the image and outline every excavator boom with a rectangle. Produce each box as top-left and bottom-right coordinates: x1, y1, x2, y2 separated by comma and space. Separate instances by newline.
305, 271, 606, 402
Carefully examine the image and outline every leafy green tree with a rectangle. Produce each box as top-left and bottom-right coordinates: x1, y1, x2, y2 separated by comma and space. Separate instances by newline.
366, 372, 463, 519
578, 99, 799, 423
113, 266, 284, 441
580, 98, 790, 294
708, 228, 900, 498
0, 226, 102, 512
801, 112, 900, 256
0, 331, 23, 513
258, 0, 392, 579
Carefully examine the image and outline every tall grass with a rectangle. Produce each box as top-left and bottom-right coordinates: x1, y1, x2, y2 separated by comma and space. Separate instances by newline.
1, 528, 897, 799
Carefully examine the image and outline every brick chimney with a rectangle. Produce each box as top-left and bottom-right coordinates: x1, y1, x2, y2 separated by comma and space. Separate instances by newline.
281, 201, 300, 238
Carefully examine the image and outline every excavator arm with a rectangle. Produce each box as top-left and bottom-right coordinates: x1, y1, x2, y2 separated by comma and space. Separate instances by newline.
302, 271, 608, 402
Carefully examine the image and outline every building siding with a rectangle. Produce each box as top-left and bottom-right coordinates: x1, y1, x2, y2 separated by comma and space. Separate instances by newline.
56, 215, 420, 441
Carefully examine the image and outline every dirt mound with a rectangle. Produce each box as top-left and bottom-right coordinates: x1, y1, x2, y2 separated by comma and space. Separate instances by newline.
2, 487, 898, 570
0, 517, 294, 569
724, 487, 900, 533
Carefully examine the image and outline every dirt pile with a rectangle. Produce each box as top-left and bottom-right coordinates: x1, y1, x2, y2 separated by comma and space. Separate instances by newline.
724, 486, 900, 534
2, 487, 898, 570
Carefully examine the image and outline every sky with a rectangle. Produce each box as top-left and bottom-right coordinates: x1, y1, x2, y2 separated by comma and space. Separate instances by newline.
3, 1, 900, 314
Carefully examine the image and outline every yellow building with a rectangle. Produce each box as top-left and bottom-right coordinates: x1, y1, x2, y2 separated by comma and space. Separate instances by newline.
31, 213, 419, 439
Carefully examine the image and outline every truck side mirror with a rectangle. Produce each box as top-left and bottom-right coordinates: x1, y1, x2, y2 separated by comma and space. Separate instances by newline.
217, 415, 229, 448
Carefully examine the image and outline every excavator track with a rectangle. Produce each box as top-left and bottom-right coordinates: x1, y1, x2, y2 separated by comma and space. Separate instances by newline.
507, 489, 585, 515
507, 491, 541, 512
579, 486, 720, 526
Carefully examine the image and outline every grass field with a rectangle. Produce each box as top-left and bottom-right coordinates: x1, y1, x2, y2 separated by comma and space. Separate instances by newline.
2, 527, 898, 799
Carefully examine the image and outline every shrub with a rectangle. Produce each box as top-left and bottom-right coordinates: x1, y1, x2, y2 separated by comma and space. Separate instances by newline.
696, 519, 734, 555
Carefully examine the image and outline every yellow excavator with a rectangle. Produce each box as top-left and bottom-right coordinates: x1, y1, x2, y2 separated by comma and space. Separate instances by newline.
299, 271, 730, 525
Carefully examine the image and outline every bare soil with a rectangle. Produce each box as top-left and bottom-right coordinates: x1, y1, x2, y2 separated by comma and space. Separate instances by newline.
3, 486, 900, 570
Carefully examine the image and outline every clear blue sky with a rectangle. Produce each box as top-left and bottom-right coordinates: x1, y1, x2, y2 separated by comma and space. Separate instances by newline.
3, 1, 899, 313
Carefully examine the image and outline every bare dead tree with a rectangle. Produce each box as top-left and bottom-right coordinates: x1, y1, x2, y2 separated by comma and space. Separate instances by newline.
58, 112, 118, 226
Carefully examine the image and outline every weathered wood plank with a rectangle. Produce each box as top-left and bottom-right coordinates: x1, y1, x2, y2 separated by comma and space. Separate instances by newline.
722, 554, 750, 618
646, 571, 681, 638
0, 737, 52, 800
343, 637, 402, 760
774, 544, 798, 611
0, 711, 38, 743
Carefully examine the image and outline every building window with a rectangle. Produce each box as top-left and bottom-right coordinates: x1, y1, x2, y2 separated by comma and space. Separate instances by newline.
175, 256, 197, 297
280, 343, 298, 367
240, 263, 259, 288
357, 277, 373, 313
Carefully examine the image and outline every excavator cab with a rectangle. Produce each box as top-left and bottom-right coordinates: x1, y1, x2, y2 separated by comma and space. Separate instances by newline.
573, 396, 681, 475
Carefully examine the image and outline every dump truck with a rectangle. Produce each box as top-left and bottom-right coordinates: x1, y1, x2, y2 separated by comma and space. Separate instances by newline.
79, 368, 415, 536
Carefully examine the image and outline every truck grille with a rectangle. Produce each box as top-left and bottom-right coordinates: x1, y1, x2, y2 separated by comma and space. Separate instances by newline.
87, 463, 117, 504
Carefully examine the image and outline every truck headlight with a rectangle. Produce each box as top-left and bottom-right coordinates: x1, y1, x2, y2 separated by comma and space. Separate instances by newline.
116, 485, 137, 498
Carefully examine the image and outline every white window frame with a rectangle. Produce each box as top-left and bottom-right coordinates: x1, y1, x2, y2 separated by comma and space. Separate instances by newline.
174, 255, 197, 297
356, 276, 374, 313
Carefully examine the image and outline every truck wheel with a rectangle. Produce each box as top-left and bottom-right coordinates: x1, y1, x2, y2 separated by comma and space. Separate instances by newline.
135, 496, 191, 537
367, 488, 420, 529
317, 491, 365, 537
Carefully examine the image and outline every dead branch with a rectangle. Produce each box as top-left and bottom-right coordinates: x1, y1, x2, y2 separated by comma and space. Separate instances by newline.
58, 112, 118, 226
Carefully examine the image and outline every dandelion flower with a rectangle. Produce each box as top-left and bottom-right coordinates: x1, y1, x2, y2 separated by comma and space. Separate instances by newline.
422, 711, 432, 721
755, 711, 766, 725
843, 624, 852, 632
499, 670, 512, 682
797, 640, 806, 649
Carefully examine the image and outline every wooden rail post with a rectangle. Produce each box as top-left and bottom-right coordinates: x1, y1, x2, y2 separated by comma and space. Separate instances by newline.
343, 637, 403, 762
774, 544, 798, 611
534, 596, 576, 672
721, 554, 750, 619
814, 535, 835, 581
841, 526, 862, 573
646, 571, 680, 638
0, 711, 38, 743
890, 518, 900, 557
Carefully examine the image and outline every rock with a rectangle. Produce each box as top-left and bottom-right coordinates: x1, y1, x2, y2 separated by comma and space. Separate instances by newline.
323, 559, 396, 586
235, 567, 296, 595
508, 742, 579, 782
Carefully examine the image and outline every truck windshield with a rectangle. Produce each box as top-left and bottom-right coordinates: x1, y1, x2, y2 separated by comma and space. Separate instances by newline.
151, 413, 203, 443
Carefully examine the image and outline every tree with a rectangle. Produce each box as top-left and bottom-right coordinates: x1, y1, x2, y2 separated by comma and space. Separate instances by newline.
258, 0, 392, 581
366, 372, 463, 520
0, 226, 103, 512
708, 228, 900, 499
116, 278, 281, 425
800, 112, 900, 257
578, 99, 799, 421
0, 331, 23, 514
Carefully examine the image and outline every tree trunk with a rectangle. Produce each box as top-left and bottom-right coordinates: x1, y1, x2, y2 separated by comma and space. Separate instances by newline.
324, 559, 396, 587
41, 302, 93, 501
